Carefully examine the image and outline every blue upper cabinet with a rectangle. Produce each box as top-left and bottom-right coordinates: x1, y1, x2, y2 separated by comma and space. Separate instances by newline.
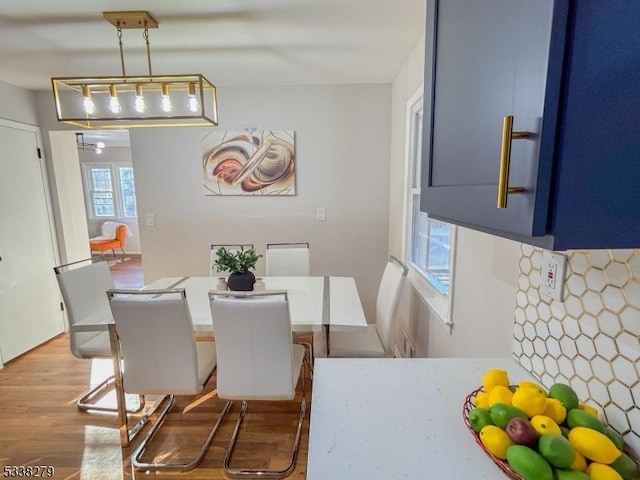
420, 0, 640, 250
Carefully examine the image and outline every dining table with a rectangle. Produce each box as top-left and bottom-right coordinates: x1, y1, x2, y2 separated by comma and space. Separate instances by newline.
143, 275, 368, 355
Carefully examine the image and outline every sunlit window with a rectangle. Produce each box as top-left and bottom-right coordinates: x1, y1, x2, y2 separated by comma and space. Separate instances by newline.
83, 164, 137, 219
404, 88, 456, 328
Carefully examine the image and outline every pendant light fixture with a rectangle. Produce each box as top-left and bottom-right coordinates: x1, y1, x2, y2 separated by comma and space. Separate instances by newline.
52, 11, 218, 129
76, 133, 106, 154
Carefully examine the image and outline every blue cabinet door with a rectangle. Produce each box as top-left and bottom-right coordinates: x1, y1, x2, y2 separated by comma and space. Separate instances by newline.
420, 0, 565, 247
420, 0, 640, 250
421, 0, 557, 238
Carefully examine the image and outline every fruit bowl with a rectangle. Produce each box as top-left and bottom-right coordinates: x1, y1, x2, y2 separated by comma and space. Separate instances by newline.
463, 386, 526, 480
463, 385, 640, 480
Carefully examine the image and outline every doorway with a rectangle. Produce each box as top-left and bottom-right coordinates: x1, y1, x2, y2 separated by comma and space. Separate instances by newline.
75, 130, 142, 264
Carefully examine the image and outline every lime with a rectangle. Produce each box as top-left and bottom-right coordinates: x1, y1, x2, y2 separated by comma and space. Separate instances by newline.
468, 407, 493, 433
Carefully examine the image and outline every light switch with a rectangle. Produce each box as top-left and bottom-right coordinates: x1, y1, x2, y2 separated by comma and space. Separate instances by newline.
541, 250, 567, 301
145, 213, 155, 227
317, 208, 326, 221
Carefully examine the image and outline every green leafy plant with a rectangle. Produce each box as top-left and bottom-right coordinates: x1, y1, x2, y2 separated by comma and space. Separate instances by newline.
214, 246, 261, 274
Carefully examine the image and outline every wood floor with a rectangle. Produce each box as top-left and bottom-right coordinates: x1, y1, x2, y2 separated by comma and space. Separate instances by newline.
0, 256, 311, 479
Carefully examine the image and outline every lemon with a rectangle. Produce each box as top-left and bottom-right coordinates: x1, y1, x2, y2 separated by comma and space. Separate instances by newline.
482, 369, 510, 392
518, 380, 546, 393
512, 386, 547, 418
475, 391, 490, 408
489, 385, 513, 406
479, 425, 513, 459
530, 415, 562, 436
579, 402, 599, 418
568, 427, 622, 464
585, 463, 624, 480
543, 397, 567, 424
571, 450, 588, 471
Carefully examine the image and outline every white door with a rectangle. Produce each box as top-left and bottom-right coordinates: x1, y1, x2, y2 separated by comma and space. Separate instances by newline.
0, 122, 64, 363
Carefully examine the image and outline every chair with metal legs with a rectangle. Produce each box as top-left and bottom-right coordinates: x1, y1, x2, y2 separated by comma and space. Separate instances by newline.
265, 242, 310, 277
107, 288, 230, 472
209, 290, 306, 479
54, 258, 143, 414
266, 242, 314, 374
313, 255, 408, 358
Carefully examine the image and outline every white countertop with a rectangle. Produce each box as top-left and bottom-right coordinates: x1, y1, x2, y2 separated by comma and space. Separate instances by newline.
307, 357, 536, 480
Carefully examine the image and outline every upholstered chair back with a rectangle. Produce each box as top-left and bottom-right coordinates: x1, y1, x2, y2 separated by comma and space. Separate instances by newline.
210, 291, 298, 400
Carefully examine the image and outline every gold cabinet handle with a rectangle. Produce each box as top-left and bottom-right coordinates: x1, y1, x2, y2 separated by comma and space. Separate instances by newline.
496, 115, 529, 209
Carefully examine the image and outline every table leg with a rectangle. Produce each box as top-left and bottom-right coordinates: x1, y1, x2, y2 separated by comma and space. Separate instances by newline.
323, 276, 331, 357
324, 324, 331, 357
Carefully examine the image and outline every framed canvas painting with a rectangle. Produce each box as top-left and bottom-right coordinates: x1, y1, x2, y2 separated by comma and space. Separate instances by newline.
202, 130, 295, 195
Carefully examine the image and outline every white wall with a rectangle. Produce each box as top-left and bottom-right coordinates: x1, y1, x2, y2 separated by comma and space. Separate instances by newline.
0, 80, 39, 126
389, 33, 521, 358
129, 84, 391, 320
48, 131, 91, 264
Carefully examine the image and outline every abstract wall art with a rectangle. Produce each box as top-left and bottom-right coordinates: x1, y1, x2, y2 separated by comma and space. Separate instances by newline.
202, 130, 296, 195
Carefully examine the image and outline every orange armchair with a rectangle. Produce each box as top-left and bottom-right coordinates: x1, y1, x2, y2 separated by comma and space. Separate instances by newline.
90, 224, 127, 259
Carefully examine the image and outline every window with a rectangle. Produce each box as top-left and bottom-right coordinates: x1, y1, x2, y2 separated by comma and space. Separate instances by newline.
83, 163, 137, 219
404, 87, 456, 330
119, 166, 137, 218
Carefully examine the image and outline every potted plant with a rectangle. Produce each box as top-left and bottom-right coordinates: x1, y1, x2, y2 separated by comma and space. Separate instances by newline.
214, 246, 262, 291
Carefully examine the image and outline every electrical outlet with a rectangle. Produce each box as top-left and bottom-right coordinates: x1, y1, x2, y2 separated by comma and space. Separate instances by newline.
317, 207, 326, 221
145, 213, 155, 226
541, 250, 567, 301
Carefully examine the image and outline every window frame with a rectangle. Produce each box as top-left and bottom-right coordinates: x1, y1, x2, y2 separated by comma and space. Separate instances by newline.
82, 162, 138, 220
402, 86, 457, 333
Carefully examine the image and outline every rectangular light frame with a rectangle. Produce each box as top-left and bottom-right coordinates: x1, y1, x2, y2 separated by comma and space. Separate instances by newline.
52, 74, 218, 129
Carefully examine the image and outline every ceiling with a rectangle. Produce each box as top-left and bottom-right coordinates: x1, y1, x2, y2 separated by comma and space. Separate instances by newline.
0, 0, 426, 92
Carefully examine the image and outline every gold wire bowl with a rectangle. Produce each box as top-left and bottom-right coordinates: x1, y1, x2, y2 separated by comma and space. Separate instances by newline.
462, 386, 525, 480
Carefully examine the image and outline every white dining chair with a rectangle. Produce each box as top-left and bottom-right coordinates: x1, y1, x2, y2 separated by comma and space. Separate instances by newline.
210, 244, 254, 277
54, 258, 143, 414
314, 255, 408, 358
266, 242, 310, 276
107, 288, 230, 472
209, 290, 306, 479
266, 242, 315, 374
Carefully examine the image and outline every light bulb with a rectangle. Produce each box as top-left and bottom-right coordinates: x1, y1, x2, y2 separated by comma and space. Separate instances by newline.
95, 148, 103, 155
134, 96, 146, 113
108, 85, 121, 114
161, 83, 172, 113
82, 85, 96, 115
134, 84, 146, 113
109, 97, 122, 114
188, 96, 199, 113
96, 141, 105, 149
187, 83, 199, 112
83, 97, 96, 115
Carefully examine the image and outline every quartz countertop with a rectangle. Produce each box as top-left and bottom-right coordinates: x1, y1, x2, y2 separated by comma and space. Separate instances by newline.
306, 357, 536, 480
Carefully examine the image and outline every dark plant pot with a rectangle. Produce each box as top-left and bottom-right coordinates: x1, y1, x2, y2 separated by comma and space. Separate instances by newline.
227, 271, 256, 291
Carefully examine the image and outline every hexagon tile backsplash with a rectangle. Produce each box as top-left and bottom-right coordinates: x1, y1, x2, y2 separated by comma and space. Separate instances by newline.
513, 246, 640, 452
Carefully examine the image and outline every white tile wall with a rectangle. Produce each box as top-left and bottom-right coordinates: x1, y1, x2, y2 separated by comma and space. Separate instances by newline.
513, 246, 640, 452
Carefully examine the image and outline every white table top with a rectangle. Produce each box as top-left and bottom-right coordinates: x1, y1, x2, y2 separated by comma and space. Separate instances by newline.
306, 357, 537, 480
144, 276, 367, 333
